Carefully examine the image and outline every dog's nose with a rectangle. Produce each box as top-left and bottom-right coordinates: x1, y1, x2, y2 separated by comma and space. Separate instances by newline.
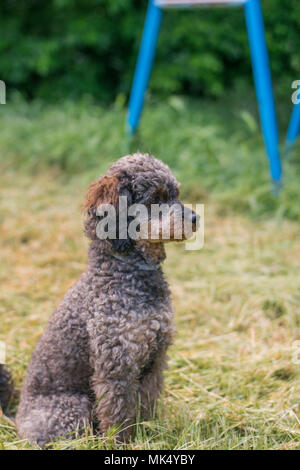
183, 207, 200, 229
191, 212, 199, 227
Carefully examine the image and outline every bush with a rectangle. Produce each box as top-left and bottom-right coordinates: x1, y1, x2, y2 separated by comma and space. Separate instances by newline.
0, 0, 299, 102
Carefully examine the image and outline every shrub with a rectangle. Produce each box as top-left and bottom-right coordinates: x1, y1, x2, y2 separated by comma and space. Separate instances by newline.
0, 0, 299, 102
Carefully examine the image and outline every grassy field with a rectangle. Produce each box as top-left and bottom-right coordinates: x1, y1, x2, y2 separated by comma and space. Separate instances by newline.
0, 97, 299, 449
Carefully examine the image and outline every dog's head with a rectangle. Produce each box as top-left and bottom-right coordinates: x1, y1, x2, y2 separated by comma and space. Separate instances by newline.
84, 153, 199, 254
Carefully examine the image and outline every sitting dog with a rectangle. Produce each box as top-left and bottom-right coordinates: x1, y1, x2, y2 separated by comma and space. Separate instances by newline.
13, 153, 198, 446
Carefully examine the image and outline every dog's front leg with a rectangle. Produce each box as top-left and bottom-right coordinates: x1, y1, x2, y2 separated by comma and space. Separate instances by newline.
87, 311, 147, 442
92, 374, 138, 442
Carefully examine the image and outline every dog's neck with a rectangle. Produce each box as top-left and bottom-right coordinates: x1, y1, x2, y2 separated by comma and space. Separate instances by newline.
88, 240, 166, 269
135, 240, 166, 265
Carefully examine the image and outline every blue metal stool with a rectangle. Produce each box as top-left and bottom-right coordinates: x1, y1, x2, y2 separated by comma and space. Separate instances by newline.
127, 0, 282, 187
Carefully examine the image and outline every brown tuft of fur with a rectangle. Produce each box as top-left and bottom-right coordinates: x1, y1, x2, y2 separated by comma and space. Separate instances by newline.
84, 175, 119, 212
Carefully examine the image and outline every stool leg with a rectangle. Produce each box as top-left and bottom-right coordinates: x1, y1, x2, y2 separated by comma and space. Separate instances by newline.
244, 0, 282, 186
127, 1, 163, 135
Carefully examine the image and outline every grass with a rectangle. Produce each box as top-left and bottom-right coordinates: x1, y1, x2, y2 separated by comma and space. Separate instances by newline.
0, 96, 299, 449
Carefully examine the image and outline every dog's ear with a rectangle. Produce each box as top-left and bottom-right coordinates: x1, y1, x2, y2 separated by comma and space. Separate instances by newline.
84, 175, 119, 213
84, 175, 119, 240
84, 175, 135, 253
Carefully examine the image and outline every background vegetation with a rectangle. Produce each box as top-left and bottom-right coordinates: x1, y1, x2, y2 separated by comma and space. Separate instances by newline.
0, 95, 299, 220
0, 0, 299, 102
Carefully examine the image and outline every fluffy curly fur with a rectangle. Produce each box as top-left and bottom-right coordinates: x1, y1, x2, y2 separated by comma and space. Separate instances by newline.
16, 153, 197, 447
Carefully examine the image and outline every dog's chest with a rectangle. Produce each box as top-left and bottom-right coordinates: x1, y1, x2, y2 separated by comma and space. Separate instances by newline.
106, 277, 173, 345
111, 300, 174, 375
89, 270, 174, 371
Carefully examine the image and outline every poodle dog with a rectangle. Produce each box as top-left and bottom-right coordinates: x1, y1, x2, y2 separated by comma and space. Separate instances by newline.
14, 153, 198, 446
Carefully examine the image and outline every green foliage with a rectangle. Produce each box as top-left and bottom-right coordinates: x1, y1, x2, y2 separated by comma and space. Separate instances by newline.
0, 0, 299, 102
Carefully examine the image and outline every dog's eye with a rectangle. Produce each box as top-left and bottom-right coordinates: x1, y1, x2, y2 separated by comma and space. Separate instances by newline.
160, 191, 168, 203
156, 190, 168, 204
149, 189, 169, 206
149, 194, 160, 205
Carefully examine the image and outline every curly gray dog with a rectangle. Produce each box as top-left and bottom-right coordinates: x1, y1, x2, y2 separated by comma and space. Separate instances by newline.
5, 153, 198, 446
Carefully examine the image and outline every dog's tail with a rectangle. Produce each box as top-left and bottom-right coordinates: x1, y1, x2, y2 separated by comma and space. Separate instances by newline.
0, 364, 14, 414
